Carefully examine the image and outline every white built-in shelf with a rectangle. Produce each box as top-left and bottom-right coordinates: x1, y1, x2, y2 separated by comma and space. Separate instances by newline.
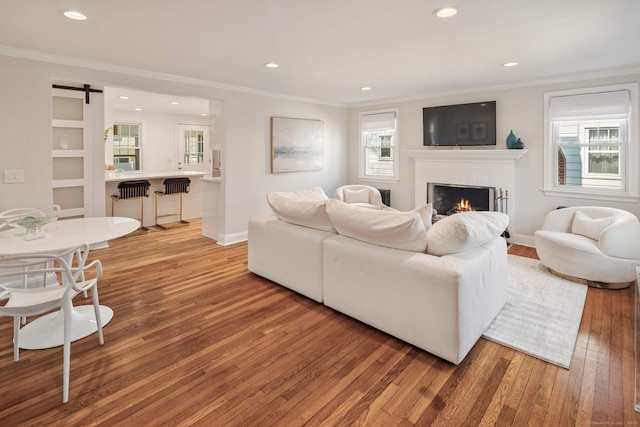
404, 149, 529, 161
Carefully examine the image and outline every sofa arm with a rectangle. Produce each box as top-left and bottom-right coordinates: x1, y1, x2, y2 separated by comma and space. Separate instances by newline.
599, 218, 640, 259
541, 208, 577, 232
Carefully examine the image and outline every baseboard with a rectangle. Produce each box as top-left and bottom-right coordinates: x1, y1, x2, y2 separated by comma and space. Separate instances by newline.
216, 231, 248, 246
513, 234, 536, 248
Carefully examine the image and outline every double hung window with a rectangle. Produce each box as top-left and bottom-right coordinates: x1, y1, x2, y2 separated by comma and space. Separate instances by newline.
544, 84, 637, 200
112, 123, 141, 171
359, 109, 398, 181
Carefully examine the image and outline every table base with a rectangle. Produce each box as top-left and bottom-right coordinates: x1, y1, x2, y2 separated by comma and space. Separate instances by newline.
19, 305, 114, 350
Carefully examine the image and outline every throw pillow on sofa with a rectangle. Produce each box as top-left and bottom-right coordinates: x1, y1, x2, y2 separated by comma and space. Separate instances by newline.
426, 211, 509, 256
343, 188, 371, 204
571, 210, 612, 241
325, 199, 432, 252
266, 186, 336, 232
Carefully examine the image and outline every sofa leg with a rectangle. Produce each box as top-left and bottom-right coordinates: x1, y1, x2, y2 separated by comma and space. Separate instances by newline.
546, 267, 632, 290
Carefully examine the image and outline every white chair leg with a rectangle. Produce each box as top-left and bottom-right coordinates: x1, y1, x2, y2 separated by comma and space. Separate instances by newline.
91, 285, 104, 346
63, 306, 71, 403
13, 316, 20, 362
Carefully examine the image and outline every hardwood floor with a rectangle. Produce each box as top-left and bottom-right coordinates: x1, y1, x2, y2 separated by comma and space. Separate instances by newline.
0, 220, 638, 426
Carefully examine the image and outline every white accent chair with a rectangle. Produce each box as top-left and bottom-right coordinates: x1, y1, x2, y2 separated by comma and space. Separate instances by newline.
534, 206, 640, 289
0, 243, 104, 403
333, 185, 386, 208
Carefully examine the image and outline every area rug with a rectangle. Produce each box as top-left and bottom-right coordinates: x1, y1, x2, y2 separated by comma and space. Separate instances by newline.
482, 255, 588, 368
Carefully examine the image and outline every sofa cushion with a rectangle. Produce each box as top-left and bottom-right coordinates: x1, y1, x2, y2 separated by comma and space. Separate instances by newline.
266, 186, 336, 232
325, 199, 431, 252
426, 211, 509, 256
571, 210, 612, 241
343, 188, 371, 204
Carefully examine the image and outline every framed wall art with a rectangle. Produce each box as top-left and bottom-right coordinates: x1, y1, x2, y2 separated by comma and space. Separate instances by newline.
271, 117, 324, 173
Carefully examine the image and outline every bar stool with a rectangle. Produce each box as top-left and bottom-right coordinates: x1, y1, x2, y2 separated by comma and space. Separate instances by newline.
111, 180, 150, 230
154, 177, 191, 229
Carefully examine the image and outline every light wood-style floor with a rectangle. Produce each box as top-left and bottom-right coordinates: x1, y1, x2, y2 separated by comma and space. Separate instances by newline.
0, 219, 638, 426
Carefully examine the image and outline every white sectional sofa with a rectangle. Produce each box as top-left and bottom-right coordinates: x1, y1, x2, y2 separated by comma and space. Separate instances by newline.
248, 187, 509, 364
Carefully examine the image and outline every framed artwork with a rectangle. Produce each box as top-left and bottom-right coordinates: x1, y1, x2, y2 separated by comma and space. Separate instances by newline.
455, 123, 470, 141
271, 117, 324, 173
472, 122, 487, 140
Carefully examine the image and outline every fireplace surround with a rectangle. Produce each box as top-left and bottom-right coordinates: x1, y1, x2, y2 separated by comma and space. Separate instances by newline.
427, 183, 496, 216
407, 149, 528, 238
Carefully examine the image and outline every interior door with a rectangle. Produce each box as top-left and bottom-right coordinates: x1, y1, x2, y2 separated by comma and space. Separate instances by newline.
177, 124, 210, 172
51, 87, 94, 218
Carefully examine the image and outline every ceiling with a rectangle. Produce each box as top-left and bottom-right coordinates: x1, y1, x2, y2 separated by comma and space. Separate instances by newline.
105, 87, 210, 116
2, 0, 640, 105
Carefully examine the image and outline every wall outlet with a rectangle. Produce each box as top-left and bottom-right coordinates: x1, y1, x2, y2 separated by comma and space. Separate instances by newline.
4, 169, 24, 184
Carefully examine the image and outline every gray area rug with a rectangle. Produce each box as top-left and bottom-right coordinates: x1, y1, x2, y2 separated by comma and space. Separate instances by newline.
482, 254, 588, 368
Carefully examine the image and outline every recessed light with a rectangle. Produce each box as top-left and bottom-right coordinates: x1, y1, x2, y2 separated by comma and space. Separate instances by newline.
433, 6, 458, 18
119, 96, 129, 100
200, 113, 207, 117
360, 86, 372, 91
503, 61, 519, 67
63, 10, 87, 21
170, 101, 179, 105
264, 63, 279, 68
134, 108, 142, 111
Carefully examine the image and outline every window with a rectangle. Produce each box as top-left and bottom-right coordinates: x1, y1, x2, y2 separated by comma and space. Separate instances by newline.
544, 84, 638, 201
359, 109, 398, 181
112, 123, 141, 171
182, 129, 205, 165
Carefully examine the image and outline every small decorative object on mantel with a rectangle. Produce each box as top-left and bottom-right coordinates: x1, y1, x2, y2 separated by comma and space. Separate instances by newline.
506, 130, 517, 149
513, 138, 525, 149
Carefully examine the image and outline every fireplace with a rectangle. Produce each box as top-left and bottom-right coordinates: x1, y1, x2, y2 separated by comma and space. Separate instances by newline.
427, 183, 496, 216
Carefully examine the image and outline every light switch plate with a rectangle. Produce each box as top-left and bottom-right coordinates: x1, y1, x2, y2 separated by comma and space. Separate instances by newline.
4, 169, 24, 184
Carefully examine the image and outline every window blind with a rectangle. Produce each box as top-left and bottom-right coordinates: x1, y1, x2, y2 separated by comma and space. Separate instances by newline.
549, 90, 630, 120
361, 112, 396, 131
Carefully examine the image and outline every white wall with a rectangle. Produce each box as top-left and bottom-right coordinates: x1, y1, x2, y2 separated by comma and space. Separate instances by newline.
0, 55, 349, 241
5, 52, 636, 246
349, 71, 640, 244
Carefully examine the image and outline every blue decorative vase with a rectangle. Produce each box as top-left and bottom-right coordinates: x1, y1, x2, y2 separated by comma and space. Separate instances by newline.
513, 138, 525, 149
506, 130, 517, 149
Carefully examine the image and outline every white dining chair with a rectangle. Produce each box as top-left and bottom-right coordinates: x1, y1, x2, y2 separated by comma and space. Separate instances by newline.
0, 243, 104, 403
0, 205, 77, 307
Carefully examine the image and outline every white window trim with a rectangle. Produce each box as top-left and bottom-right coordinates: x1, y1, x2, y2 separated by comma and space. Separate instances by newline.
358, 108, 400, 183
543, 83, 639, 202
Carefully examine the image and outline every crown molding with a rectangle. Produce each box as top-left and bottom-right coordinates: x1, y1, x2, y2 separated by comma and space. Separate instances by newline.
348, 66, 640, 109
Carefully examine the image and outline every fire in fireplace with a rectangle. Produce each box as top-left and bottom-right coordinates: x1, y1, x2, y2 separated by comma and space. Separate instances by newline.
427, 183, 497, 216
454, 198, 473, 214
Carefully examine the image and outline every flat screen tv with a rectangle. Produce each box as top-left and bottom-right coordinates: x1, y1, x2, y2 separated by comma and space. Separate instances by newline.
423, 101, 496, 146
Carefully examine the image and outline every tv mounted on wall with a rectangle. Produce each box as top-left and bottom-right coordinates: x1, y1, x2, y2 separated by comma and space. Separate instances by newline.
423, 101, 496, 146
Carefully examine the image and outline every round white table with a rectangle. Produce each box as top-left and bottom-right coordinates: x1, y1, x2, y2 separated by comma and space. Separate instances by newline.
0, 217, 140, 349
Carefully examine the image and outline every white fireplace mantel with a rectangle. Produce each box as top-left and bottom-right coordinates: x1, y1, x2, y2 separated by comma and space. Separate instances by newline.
404, 148, 528, 162
409, 148, 527, 236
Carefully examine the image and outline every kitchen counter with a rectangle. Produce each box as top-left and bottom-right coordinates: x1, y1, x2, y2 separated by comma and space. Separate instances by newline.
105, 170, 207, 227
105, 170, 207, 182
201, 176, 221, 183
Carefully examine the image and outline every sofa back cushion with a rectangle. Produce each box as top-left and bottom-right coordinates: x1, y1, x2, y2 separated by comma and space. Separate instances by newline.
325, 199, 431, 252
426, 211, 509, 256
266, 186, 336, 232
